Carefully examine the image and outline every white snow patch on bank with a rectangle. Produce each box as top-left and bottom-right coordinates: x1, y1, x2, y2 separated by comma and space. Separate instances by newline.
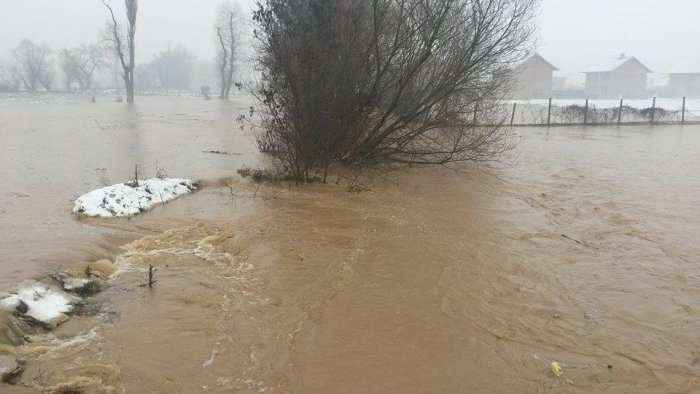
73, 178, 197, 218
0, 296, 21, 312
1, 283, 76, 324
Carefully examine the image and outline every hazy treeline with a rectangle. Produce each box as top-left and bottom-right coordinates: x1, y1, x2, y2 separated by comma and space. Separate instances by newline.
0, 38, 219, 94
0, 0, 244, 97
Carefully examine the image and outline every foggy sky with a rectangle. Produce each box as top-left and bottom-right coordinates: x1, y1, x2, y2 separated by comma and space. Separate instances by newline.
2, 0, 699, 79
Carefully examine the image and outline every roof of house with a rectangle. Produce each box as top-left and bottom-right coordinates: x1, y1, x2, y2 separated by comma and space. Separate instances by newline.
518, 53, 559, 71
585, 56, 652, 74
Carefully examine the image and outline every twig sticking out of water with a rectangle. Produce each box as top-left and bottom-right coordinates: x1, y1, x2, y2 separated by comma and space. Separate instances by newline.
125, 164, 140, 188
561, 234, 583, 245
148, 265, 157, 288
561, 234, 599, 250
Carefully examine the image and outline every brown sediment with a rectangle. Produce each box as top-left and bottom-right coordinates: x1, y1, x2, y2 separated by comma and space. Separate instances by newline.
4, 159, 699, 393
2, 97, 700, 392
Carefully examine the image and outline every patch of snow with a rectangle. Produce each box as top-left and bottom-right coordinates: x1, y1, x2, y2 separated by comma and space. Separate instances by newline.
2, 283, 76, 324
73, 178, 197, 218
0, 295, 21, 312
60, 277, 91, 292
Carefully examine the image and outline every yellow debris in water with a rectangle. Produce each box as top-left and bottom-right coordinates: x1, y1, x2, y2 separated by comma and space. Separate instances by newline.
0, 344, 15, 355
550, 361, 563, 377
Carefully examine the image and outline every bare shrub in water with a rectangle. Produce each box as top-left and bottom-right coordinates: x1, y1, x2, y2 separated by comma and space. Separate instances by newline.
253, 0, 538, 181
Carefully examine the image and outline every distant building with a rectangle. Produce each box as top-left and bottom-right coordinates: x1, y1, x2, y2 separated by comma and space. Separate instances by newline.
584, 56, 652, 99
666, 73, 700, 98
511, 53, 558, 99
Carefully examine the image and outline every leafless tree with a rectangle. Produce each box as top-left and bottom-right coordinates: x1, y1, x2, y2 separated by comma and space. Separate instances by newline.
60, 44, 105, 91
134, 62, 159, 91
11, 39, 55, 92
214, 1, 240, 100
152, 46, 196, 91
102, 0, 138, 103
0, 62, 20, 92
254, 0, 538, 182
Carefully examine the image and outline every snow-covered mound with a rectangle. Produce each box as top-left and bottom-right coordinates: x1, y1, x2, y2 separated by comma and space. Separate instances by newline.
1, 283, 76, 325
73, 178, 197, 218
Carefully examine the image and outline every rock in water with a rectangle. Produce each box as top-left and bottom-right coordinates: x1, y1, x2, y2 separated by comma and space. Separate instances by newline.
0, 312, 28, 346
0, 354, 24, 384
56, 274, 102, 297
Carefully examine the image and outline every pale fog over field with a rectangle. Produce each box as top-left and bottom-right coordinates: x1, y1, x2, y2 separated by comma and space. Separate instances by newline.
0, 1, 699, 393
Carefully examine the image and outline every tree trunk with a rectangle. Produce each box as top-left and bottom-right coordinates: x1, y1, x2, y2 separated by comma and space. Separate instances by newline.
127, 71, 134, 104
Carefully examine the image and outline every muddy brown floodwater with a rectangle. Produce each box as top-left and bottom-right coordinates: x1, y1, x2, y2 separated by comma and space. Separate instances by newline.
1, 95, 699, 393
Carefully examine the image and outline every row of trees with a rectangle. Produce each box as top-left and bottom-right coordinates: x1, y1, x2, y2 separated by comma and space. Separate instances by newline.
0, 39, 198, 94
101, 0, 243, 102
1, 0, 244, 102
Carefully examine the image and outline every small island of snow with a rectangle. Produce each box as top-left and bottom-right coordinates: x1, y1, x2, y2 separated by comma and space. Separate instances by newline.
73, 178, 197, 218
1, 283, 76, 325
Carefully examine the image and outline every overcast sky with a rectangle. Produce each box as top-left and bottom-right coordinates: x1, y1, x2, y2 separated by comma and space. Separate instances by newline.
1, 0, 699, 78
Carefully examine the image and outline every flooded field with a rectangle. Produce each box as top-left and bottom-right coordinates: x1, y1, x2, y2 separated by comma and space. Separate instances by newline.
1, 96, 699, 392
0, 94, 259, 287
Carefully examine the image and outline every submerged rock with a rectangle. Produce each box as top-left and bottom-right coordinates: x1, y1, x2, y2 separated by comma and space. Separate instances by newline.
0, 354, 24, 384
55, 273, 102, 297
0, 311, 30, 346
74, 259, 117, 280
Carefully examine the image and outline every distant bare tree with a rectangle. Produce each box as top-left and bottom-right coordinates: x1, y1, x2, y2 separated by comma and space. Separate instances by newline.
214, 1, 240, 100
254, 0, 538, 181
152, 46, 196, 90
11, 39, 54, 92
60, 44, 105, 91
134, 62, 159, 91
102, 0, 138, 103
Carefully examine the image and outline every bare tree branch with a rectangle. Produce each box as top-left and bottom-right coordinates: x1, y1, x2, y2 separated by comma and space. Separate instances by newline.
102, 0, 138, 103
253, 0, 538, 181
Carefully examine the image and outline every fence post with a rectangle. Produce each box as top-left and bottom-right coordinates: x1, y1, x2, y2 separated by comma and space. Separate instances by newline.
651, 96, 656, 124
510, 102, 517, 126
618, 98, 623, 125
583, 99, 589, 125
547, 98, 552, 126
682, 97, 686, 124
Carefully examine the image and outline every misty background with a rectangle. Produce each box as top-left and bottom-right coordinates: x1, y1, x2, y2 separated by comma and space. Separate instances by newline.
1, 0, 699, 88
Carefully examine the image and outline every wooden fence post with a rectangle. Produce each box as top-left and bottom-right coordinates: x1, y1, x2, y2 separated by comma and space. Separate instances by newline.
682, 97, 686, 124
583, 99, 589, 125
618, 98, 623, 125
510, 102, 517, 126
651, 96, 656, 124
547, 98, 552, 126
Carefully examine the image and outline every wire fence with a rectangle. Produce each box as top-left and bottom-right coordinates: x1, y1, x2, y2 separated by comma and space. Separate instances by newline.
494, 97, 700, 126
